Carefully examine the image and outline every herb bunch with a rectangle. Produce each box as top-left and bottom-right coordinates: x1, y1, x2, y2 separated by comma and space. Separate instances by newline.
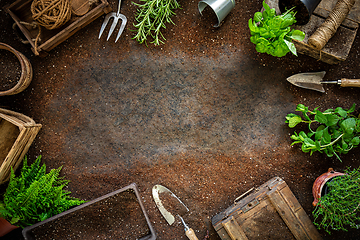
313, 167, 360, 234
0, 156, 86, 228
285, 103, 360, 161
132, 0, 180, 45
248, 0, 305, 57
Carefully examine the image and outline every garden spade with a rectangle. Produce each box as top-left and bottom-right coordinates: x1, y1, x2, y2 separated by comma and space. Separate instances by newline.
152, 185, 199, 240
287, 71, 360, 93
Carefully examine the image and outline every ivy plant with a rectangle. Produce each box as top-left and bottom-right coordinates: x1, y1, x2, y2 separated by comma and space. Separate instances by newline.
285, 103, 360, 161
0, 156, 86, 228
248, 0, 305, 57
313, 167, 360, 234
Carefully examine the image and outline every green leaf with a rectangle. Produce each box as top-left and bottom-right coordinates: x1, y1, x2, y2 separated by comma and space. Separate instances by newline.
286, 114, 303, 127
296, 104, 307, 113
283, 39, 297, 56
304, 137, 315, 147
347, 103, 356, 113
323, 127, 331, 144
341, 118, 356, 134
254, 12, 263, 23
351, 137, 360, 145
315, 128, 324, 140
314, 110, 327, 124
289, 30, 305, 41
335, 107, 347, 118
326, 114, 339, 126
299, 131, 307, 141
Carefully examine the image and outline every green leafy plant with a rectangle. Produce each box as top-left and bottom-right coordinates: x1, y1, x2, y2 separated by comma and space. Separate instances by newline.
132, 0, 181, 45
248, 0, 305, 57
285, 103, 360, 161
313, 167, 360, 234
0, 156, 86, 228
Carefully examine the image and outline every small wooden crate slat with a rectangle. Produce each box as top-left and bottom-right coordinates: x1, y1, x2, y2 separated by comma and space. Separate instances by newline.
5, 0, 112, 56
0, 108, 42, 184
212, 177, 322, 240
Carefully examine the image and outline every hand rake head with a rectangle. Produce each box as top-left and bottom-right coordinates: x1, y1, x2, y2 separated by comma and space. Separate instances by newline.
98, 0, 127, 43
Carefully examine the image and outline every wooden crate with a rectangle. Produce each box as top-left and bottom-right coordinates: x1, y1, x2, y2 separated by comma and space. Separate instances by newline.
266, 0, 360, 64
5, 0, 112, 56
212, 177, 322, 240
0, 108, 42, 184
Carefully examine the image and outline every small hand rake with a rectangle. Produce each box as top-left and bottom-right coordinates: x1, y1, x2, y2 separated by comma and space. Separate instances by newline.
98, 0, 127, 42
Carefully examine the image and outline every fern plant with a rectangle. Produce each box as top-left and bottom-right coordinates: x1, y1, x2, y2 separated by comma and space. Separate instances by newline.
0, 156, 86, 228
313, 167, 360, 234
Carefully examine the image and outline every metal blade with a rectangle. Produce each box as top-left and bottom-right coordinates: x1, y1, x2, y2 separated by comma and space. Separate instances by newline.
286, 71, 326, 92
293, 82, 325, 93
115, 14, 127, 43
152, 185, 189, 226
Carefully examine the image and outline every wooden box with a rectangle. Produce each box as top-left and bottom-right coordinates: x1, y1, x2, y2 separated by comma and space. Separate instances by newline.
0, 108, 42, 184
266, 0, 360, 64
212, 177, 322, 240
5, 0, 112, 56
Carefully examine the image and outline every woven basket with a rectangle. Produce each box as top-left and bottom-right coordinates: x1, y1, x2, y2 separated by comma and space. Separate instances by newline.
0, 43, 33, 96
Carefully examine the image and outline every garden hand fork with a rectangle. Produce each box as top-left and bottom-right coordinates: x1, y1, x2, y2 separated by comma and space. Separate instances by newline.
98, 0, 127, 42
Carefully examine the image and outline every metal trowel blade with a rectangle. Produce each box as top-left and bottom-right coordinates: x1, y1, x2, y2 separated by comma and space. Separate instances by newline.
287, 71, 326, 93
152, 185, 189, 226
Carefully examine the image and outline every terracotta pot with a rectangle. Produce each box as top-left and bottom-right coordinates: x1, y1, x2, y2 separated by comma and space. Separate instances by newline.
0, 217, 19, 237
0, 43, 33, 96
312, 168, 345, 207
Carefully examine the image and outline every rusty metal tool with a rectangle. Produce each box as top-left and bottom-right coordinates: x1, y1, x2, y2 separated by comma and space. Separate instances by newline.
98, 0, 127, 42
287, 71, 360, 93
152, 184, 199, 240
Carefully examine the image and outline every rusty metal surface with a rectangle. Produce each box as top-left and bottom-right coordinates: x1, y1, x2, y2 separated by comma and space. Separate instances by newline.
1, 0, 360, 239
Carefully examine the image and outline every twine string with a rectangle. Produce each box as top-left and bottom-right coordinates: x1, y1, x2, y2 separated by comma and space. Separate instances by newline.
308, 0, 355, 50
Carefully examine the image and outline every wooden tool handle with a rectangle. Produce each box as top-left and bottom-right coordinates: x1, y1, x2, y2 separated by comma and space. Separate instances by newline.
341, 78, 360, 87
185, 228, 199, 240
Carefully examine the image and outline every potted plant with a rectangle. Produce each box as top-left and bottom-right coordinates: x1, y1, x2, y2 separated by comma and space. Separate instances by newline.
0, 155, 86, 232
248, 0, 305, 57
312, 167, 360, 234
285, 103, 360, 161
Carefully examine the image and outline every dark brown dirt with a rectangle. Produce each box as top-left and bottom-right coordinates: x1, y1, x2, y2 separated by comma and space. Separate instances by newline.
0, 49, 21, 91
1, 0, 360, 239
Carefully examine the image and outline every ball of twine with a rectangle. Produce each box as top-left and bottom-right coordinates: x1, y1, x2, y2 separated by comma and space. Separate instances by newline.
308, 0, 355, 50
31, 0, 72, 30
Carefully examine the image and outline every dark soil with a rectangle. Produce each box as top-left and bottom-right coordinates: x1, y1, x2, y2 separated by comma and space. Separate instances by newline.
279, 0, 310, 25
0, 49, 21, 91
30, 189, 150, 240
1, 0, 360, 239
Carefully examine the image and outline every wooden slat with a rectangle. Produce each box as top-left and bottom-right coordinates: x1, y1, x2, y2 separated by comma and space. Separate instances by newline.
222, 216, 248, 240
268, 188, 323, 240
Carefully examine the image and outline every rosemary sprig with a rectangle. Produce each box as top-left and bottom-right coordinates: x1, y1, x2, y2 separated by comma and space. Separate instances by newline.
132, 0, 181, 45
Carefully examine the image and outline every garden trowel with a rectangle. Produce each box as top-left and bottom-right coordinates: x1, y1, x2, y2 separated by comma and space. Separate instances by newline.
287, 71, 360, 93
152, 185, 199, 240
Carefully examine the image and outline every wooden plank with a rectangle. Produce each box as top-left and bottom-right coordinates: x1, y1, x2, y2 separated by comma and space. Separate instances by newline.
268, 188, 323, 240
317, 0, 360, 24
222, 216, 249, 240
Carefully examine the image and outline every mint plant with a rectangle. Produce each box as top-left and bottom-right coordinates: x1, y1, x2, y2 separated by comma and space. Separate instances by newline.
285, 103, 360, 161
248, 0, 305, 57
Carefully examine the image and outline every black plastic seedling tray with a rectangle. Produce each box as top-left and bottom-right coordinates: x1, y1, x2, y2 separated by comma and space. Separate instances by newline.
22, 183, 156, 240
